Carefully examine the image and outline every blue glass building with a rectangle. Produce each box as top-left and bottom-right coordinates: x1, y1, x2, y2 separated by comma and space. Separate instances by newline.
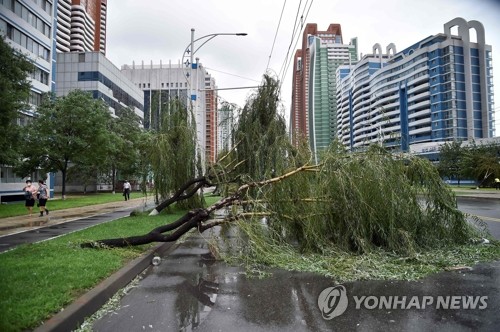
336, 17, 494, 152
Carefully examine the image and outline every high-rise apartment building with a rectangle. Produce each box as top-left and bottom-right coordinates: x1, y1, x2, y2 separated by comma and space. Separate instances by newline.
336, 17, 494, 153
56, 0, 107, 54
1, 0, 55, 111
204, 75, 218, 164
290, 23, 358, 161
217, 103, 235, 155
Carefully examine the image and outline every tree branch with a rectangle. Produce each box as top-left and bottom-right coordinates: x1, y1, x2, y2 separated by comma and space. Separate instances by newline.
82, 163, 316, 248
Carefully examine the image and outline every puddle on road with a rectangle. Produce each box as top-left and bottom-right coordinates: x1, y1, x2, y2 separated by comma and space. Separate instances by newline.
174, 271, 219, 331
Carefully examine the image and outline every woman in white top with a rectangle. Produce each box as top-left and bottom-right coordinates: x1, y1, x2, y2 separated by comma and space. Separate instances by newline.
23, 180, 38, 218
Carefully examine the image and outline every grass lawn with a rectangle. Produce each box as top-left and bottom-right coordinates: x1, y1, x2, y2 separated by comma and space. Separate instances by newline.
0, 195, 221, 332
0, 192, 146, 218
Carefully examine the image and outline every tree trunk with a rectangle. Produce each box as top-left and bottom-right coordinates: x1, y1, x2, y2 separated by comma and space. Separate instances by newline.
81, 165, 314, 249
61, 161, 68, 200
111, 165, 116, 194
149, 176, 208, 215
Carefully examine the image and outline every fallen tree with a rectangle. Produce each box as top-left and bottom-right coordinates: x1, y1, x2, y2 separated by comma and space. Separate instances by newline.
81, 150, 486, 254
81, 74, 488, 256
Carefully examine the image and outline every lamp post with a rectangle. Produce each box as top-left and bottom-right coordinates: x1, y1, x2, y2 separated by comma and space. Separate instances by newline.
181, 29, 247, 170
182, 29, 247, 106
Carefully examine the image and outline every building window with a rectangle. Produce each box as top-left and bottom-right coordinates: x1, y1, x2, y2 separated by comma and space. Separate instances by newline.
79, 53, 85, 62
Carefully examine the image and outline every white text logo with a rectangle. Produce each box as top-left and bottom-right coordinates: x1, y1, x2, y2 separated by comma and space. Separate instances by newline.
317, 285, 348, 320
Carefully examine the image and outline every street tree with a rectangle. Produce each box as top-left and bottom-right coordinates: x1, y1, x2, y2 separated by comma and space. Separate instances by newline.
234, 75, 291, 181
18, 90, 112, 198
81, 147, 482, 255
0, 36, 34, 165
462, 141, 500, 187
437, 140, 465, 185
102, 107, 144, 193
148, 99, 201, 214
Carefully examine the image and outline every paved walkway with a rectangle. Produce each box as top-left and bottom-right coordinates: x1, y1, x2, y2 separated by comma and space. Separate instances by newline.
0, 196, 154, 237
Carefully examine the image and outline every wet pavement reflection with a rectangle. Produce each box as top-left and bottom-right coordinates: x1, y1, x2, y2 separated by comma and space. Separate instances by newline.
92, 226, 500, 332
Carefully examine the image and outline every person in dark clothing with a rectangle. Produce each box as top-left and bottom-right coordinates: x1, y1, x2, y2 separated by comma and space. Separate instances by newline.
37, 179, 49, 217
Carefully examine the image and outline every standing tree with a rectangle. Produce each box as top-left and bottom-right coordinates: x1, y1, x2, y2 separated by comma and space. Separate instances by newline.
234, 74, 291, 181
103, 107, 144, 193
0, 36, 34, 165
437, 140, 465, 185
148, 99, 201, 214
462, 141, 500, 187
18, 90, 112, 198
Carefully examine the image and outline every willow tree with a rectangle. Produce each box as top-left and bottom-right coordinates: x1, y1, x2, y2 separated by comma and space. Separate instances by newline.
240, 143, 483, 258
234, 75, 292, 182
148, 99, 202, 214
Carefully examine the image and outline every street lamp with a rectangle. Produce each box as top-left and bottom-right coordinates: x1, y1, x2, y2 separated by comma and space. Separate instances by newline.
182, 29, 247, 104
181, 28, 247, 171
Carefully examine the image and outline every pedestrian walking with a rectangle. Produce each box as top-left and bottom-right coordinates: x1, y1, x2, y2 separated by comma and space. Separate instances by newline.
22, 180, 38, 218
37, 179, 50, 217
123, 180, 131, 201
495, 177, 500, 190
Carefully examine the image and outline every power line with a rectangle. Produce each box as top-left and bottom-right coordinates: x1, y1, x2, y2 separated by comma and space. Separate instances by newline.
277, 0, 304, 80
200, 86, 260, 91
278, 0, 314, 95
204, 66, 260, 83
266, 0, 288, 72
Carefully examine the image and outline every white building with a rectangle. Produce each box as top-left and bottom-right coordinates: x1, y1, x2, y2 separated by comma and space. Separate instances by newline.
120, 60, 216, 166
55, 52, 144, 120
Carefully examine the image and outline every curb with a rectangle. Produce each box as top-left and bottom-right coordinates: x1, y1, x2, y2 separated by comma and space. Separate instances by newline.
455, 194, 500, 201
34, 240, 181, 332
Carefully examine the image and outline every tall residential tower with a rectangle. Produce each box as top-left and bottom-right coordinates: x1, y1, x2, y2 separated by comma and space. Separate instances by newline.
290, 23, 358, 161
56, 0, 107, 54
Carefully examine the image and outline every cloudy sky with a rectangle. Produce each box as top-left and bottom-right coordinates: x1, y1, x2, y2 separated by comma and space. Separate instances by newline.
105, 0, 500, 132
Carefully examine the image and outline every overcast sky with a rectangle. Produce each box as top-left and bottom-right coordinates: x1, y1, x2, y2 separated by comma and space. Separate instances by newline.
106, 0, 500, 133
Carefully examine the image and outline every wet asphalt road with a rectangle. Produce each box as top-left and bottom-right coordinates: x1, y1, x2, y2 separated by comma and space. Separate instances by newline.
91, 227, 500, 332
0, 208, 137, 253
457, 197, 500, 239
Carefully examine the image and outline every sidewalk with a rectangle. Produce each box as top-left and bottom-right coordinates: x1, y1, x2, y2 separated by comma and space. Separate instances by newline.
0, 196, 154, 237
